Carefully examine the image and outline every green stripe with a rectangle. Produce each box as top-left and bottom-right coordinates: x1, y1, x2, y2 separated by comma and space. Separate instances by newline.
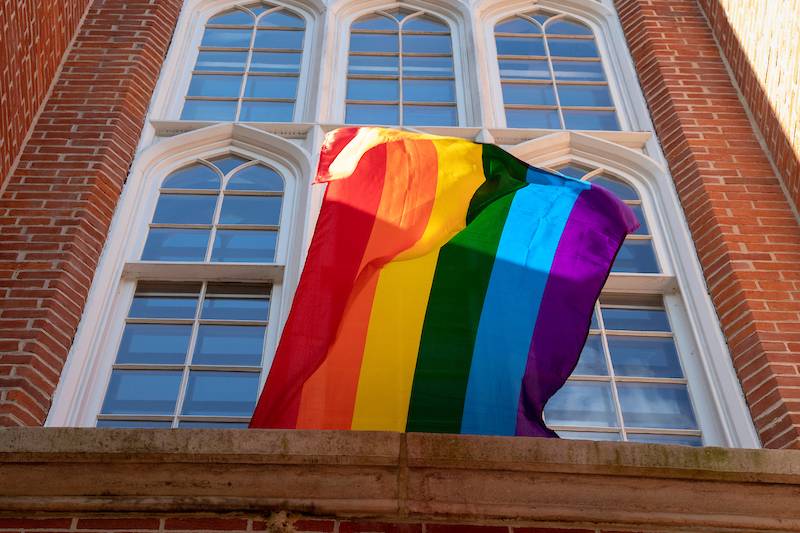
466, 144, 530, 222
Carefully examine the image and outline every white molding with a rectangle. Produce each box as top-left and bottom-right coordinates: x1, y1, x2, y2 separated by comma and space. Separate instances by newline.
121, 262, 285, 283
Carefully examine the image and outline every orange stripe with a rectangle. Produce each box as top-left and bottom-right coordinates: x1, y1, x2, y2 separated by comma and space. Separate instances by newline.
295, 138, 440, 428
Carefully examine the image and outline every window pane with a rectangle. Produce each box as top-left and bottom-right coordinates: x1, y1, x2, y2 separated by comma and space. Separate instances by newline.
130, 296, 198, 319
202, 298, 270, 321
618, 383, 698, 430
403, 105, 457, 126
557, 430, 621, 441
258, 9, 304, 28
211, 229, 277, 262
349, 54, 399, 75
545, 381, 617, 427
502, 83, 556, 105
404, 16, 448, 32
627, 434, 702, 446
403, 34, 452, 54
193, 325, 265, 366
142, 228, 210, 261
557, 85, 613, 107
347, 78, 399, 101
178, 421, 249, 428
546, 20, 593, 36
101, 370, 182, 415
505, 108, 560, 129
162, 164, 219, 190
498, 59, 550, 80
346, 104, 399, 125
602, 308, 670, 332
547, 38, 599, 58
350, 33, 398, 53
96, 420, 173, 428
228, 165, 283, 191
352, 14, 396, 31
201, 28, 252, 48
243, 76, 298, 98
496, 17, 539, 34
152, 194, 217, 225
590, 176, 639, 201
552, 61, 606, 81
496, 37, 545, 56
563, 110, 620, 130
116, 324, 192, 365
195, 51, 247, 72
210, 155, 249, 175
254, 29, 304, 49
219, 196, 282, 225
250, 52, 301, 73
608, 336, 683, 378
403, 56, 453, 76
180, 101, 237, 121
239, 101, 294, 122
403, 79, 455, 103
208, 9, 253, 25
557, 165, 591, 179
181, 371, 259, 416
612, 240, 660, 273
573, 334, 607, 376
631, 204, 649, 235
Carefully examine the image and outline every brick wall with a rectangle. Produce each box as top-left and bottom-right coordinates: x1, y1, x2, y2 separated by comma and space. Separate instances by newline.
614, 0, 800, 449
0, 0, 182, 426
697, 0, 800, 211
0, 0, 90, 184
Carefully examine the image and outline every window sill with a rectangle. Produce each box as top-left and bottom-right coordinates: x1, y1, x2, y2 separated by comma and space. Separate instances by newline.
122, 261, 284, 283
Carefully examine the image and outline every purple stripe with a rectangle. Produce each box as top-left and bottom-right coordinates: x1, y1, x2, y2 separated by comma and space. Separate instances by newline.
515, 184, 638, 437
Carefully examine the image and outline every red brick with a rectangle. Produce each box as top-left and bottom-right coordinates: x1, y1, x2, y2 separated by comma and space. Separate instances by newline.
426, 526, 507, 533
0, 518, 72, 528
514, 529, 593, 533
76, 518, 160, 529
338, 522, 423, 533
163, 518, 248, 530
292, 519, 336, 532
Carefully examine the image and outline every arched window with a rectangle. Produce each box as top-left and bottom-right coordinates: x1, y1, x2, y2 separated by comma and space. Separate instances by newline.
181, 2, 306, 122
345, 8, 458, 126
494, 10, 620, 130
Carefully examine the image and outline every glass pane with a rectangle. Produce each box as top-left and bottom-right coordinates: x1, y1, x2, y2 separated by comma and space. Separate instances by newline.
505, 108, 560, 129
602, 307, 670, 332
531, 14, 551, 25
228, 165, 283, 191
498, 59, 550, 80
346, 104, 399, 125
612, 239, 660, 273
195, 51, 247, 72
627, 434, 703, 446
496, 36, 545, 56
403, 15, 447, 32
403, 56, 453, 76
349, 54, 399, 75
350, 33, 398, 53
563, 110, 620, 130
631, 204, 649, 235
188, 74, 243, 97
250, 52, 301, 73
96, 420, 173, 428
557, 430, 621, 441
546, 19, 593, 36
547, 38, 600, 58
116, 324, 191, 365
618, 383, 698, 429
590, 176, 639, 201
142, 228, 210, 262
208, 9, 253, 25
248, 4, 269, 16
403, 105, 457, 126
552, 60, 606, 81
608, 336, 683, 378
557, 165, 592, 179
180, 100, 237, 121
496, 17, 539, 34
162, 164, 219, 189
181, 371, 259, 416
239, 101, 294, 122
244, 76, 297, 98
590, 309, 599, 329
202, 298, 270, 321
403, 79, 455, 103
347, 78, 399, 101
130, 296, 198, 319
101, 370, 182, 415
219, 196, 282, 225
403, 34, 452, 54
254, 29, 304, 49
557, 84, 613, 107
384, 8, 415, 21
211, 229, 278, 262
352, 14, 396, 31
259, 9, 304, 28
152, 194, 217, 225
544, 381, 617, 427
573, 334, 607, 376
178, 421, 249, 428
210, 155, 249, 175
201, 28, 252, 48
502, 83, 556, 105
193, 325, 265, 366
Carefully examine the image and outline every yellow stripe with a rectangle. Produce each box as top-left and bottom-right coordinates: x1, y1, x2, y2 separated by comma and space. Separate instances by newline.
351, 138, 485, 431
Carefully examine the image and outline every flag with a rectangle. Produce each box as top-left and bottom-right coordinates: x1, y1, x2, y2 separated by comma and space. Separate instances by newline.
250, 127, 638, 437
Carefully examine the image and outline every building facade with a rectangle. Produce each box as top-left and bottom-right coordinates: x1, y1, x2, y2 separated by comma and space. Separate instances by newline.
1, 0, 800, 530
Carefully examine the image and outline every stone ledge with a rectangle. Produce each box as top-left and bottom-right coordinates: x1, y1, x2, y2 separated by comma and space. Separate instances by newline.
1, 429, 800, 531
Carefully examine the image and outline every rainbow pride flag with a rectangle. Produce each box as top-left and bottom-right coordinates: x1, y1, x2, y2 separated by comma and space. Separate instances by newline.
250, 127, 638, 437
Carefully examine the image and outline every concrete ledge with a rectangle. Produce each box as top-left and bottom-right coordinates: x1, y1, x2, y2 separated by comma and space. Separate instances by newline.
2, 429, 800, 531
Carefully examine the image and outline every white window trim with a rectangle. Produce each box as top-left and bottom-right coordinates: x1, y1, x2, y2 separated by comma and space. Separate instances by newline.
46, 123, 313, 427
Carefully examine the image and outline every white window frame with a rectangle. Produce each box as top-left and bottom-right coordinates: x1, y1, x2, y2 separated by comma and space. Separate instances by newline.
47, 123, 313, 427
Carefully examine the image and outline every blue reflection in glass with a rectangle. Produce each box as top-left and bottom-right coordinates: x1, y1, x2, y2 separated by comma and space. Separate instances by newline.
502, 83, 556, 105
403, 34, 451, 54
181, 371, 259, 416
346, 104, 399, 125
602, 308, 670, 332
349, 33, 398, 53
608, 336, 683, 379
546, 20, 593, 36
553, 61, 606, 81
627, 434, 702, 446
250, 52, 301, 73
162, 164, 220, 190
612, 240, 659, 273
547, 38, 599, 58
630, 204, 649, 235
403, 105, 457, 126
496, 17, 539, 33
557, 165, 591, 179
563, 110, 620, 131
202, 297, 270, 320
244, 76, 298, 98
347, 78, 399, 101
153, 195, 217, 225
210, 155, 249, 175
618, 383, 698, 429
142, 228, 210, 262
544, 381, 617, 427
495, 37, 545, 56
259, 10, 304, 28
130, 296, 198, 319
178, 421, 249, 428
219, 196, 281, 225
573, 335, 607, 376
557, 85, 613, 107
180, 101, 237, 121
116, 324, 191, 365
195, 51, 247, 72
239, 101, 294, 122
101, 370, 182, 415
349, 55, 399, 75
403, 56, 453, 76
505, 108, 560, 129
254, 29, 304, 49
201, 28, 252, 48
352, 14, 396, 31
590, 176, 639, 201
193, 325, 265, 366
187, 75, 243, 97
211, 230, 277, 262
403, 79, 455, 103
404, 16, 447, 32
498, 59, 550, 80
227, 165, 283, 191
208, 9, 253, 25
96, 420, 173, 428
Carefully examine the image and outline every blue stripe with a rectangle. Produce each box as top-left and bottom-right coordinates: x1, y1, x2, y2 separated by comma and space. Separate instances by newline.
460, 170, 588, 435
